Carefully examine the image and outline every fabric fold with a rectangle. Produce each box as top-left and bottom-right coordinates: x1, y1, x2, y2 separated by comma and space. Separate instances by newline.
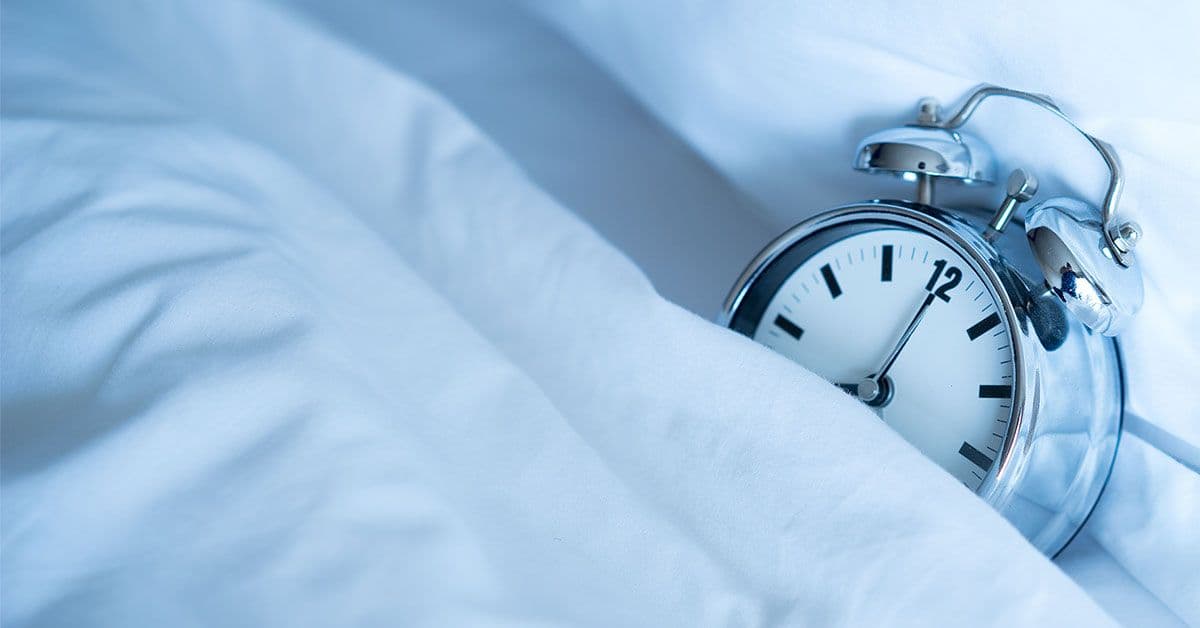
3, 1, 1121, 625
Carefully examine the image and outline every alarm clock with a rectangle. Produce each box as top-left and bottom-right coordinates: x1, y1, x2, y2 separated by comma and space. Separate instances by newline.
719, 86, 1144, 556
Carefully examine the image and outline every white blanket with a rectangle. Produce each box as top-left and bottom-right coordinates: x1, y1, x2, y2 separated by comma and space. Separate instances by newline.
529, 2, 1200, 624
0, 1, 1180, 625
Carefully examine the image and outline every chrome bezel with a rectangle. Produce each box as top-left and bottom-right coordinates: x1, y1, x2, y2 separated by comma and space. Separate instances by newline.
718, 200, 1028, 495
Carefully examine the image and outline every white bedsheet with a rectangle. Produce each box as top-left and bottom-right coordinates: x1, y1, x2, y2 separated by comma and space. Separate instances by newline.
0, 1, 1180, 626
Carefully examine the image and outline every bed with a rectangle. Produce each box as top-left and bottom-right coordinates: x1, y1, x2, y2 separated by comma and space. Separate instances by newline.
2, 1, 1196, 625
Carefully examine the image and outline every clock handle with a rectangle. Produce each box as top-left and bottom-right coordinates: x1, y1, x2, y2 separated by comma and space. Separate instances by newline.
922, 85, 1139, 266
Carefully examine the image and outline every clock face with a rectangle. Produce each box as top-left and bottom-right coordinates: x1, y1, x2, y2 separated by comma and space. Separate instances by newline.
735, 224, 1016, 490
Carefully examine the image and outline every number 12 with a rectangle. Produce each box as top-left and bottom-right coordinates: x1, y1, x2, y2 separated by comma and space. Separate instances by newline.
925, 259, 962, 302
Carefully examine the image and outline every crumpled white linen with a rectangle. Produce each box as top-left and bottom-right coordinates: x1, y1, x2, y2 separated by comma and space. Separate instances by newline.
0, 0, 1121, 625
526, 2, 1200, 624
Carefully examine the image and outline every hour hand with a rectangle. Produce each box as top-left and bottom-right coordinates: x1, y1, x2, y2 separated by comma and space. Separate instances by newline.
835, 382, 860, 395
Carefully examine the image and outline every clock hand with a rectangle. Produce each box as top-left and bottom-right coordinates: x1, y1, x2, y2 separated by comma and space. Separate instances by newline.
834, 290, 936, 405
835, 382, 860, 395
871, 291, 936, 383
833, 292, 934, 407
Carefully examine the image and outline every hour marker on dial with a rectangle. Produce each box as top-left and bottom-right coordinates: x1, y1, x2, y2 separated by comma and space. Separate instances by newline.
774, 314, 804, 340
978, 385, 1012, 399
959, 441, 995, 471
967, 312, 1002, 341
820, 264, 842, 299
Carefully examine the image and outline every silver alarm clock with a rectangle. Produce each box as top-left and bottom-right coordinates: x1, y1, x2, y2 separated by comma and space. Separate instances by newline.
719, 86, 1144, 556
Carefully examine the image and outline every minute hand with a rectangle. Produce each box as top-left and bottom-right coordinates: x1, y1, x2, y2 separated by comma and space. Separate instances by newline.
873, 291, 936, 382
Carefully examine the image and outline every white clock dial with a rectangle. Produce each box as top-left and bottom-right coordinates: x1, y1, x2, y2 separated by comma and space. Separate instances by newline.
752, 227, 1015, 490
